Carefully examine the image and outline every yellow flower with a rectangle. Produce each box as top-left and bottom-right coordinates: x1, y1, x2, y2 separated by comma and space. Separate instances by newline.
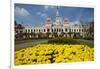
15, 44, 94, 65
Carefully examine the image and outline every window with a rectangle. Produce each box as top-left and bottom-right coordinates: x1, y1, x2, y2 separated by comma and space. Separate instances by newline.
34, 29, 35, 32
69, 29, 71, 32
37, 29, 38, 32
57, 29, 58, 32
31, 29, 33, 33
77, 29, 78, 32
44, 29, 45, 32
28, 29, 30, 33
65, 28, 67, 32
16, 31, 18, 33
59, 29, 61, 32
62, 29, 63, 32
82, 29, 83, 32
20, 31, 22, 33
47, 29, 50, 32
26, 30, 27, 33
79, 29, 81, 32
39, 29, 40, 32
54, 29, 56, 32
72, 29, 73, 32
74, 29, 76, 32
52, 29, 53, 32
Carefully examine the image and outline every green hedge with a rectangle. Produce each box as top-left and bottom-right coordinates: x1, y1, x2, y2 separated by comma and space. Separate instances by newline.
84, 37, 94, 40
48, 37, 94, 48
48, 37, 79, 44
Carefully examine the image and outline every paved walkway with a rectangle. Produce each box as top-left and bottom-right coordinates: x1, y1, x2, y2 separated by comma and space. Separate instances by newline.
15, 39, 48, 50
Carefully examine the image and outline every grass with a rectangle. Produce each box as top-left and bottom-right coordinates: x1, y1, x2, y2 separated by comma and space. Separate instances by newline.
15, 37, 94, 51
15, 38, 41, 44
48, 37, 94, 48
76, 39, 94, 48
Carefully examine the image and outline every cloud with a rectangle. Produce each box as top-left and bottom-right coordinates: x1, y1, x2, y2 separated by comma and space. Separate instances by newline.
37, 12, 41, 15
15, 7, 30, 17
37, 12, 47, 18
44, 5, 49, 11
36, 5, 55, 18
41, 13, 47, 18
87, 17, 94, 22
44, 5, 55, 11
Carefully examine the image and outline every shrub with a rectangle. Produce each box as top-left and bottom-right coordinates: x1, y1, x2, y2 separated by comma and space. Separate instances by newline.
84, 37, 94, 40
48, 37, 79, 44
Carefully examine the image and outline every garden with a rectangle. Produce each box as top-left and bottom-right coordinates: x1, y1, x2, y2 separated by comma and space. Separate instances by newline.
14, 37, 94, 65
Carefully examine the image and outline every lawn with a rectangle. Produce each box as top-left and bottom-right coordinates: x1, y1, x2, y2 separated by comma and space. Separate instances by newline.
15, 38, 42, 44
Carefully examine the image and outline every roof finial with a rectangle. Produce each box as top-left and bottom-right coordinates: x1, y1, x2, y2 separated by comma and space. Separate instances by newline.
56, 6, 59, 17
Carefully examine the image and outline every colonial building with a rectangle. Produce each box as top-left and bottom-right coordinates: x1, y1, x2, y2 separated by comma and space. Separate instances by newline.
15, 8, 90, 39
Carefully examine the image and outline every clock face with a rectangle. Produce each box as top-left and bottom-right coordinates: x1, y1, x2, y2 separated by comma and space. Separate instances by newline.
56, 19, 61, 23
57, 20, 59, 22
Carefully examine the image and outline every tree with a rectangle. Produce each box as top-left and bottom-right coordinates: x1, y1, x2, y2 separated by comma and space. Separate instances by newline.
73, 32, 80, 38
52, 32, 58, 37
59, 32, 65, 37
15, 20, 17, 25
46, 32, 51, 38
67, 32, 73, 38
88, 21, 94, 37
37, 32, 43, 38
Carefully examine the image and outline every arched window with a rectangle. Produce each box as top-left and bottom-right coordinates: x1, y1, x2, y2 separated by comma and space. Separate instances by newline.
54, 29, 56, 32
79, 29, 81, 32
62, 29, 63, 32
77, 29, 78, 32
26, 30, 27, 33
47, 29, 50, 32
31, 29, 33, 33
52, 29, 53, 32
65, 28, 67, 32
57, 29, 58, 32
28, 29, 30, 33
59, 29, 61, 32
72, 29, 73, 32
74, 29, 76, 32
69, 29, 71, 32
39, 29, 40, 32
34, 29, 35, 32
37, 29, 38, 32
82, 29, 83, 32
44, 29, 45, 32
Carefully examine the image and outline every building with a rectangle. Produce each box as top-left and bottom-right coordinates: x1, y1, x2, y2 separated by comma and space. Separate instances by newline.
15, 8, 90, 39
15, 21, 25, 39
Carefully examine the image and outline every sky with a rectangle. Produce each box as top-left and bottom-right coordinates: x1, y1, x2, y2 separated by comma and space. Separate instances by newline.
15, 3, 94, 26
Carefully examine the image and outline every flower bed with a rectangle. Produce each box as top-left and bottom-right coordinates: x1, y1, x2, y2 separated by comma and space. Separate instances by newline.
15, 44, 94, 65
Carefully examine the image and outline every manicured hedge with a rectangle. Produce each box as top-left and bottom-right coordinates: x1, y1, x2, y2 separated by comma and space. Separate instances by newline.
48, 37, 94, 48
48, 37, 79, 44
84, 37, 94, 40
